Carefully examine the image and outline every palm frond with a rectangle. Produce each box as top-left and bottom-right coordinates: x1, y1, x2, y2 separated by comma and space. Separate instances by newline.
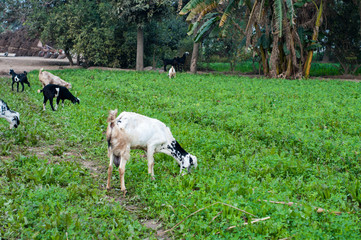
219, 0, 236, 27
180, 0, 215, 16
285, 0, 295, 26
197, 2, 218, 21
194, 16, 219, 42
180, 0, 206, 15
187, 22, 200, 35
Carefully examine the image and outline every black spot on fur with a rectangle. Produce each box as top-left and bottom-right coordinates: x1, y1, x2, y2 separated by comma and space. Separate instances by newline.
167, 140, 188, 160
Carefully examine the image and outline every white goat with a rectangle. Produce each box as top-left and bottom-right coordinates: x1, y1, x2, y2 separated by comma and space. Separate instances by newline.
106, 109, 197, 193
0, 99, 20, 129
38, 68, 72, 89
168, 66, 176, 79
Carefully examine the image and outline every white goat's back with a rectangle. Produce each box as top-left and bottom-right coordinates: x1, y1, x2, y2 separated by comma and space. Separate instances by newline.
116, 112, 173, 148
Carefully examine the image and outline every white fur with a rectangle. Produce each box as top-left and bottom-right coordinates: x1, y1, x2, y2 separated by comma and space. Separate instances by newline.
168, 66, 176, 79
0, 99, 20, 129
39, 68, 72, 89
106, 110, 197, 193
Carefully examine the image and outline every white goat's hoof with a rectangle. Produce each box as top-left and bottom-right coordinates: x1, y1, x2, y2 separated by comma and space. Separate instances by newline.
121, 189, 127, 196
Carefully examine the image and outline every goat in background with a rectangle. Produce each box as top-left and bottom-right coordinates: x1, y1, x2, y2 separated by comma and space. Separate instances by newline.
39, 68, 72, 89
9, 69, 30, 92
162, 58, 178, 72
168, 66, 176, 79
38, 84, 80, 111
162, 52, 189, 72
175, 52, 189, 72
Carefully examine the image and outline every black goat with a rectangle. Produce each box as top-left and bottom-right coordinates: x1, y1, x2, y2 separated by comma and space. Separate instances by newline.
175, 52, 189, 72
163, 58, 178, 71
9, 69, 30, 92
163, 52, 189, 72
38, 84, 80, 111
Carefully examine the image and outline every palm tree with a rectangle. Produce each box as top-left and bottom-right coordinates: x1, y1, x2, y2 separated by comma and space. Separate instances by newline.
180, 0, 325, 78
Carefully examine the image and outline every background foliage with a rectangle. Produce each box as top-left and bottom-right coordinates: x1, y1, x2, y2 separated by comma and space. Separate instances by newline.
0, 0, 360, 76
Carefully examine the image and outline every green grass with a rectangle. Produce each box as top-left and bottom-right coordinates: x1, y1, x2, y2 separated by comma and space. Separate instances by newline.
1, 69, 361, 239
198, 61, 361, 76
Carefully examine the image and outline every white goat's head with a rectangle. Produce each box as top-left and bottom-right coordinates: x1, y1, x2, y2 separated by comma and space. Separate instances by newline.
2, 110, 20, 129
181, 154, 198, 175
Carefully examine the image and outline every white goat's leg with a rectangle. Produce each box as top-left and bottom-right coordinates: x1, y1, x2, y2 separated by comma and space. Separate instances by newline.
147, 146, 155, 180
106, 154, 114, 190
119, 149, 130, 194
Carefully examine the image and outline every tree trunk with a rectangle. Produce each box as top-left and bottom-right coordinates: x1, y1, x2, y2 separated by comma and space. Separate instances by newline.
304, 1, 323, 78
190, 42, 199, 74
136, 26, 144, 71
76, 55, 81, 66
65, 49, 74, 66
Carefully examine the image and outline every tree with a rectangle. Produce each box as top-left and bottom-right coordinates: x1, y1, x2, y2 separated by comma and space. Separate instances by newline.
24, 0, 136, 67
180, 0, 327, 79
114, 0, 171, 71
144, 16, 189, 68
0, 0, 31, 31
322, 0, 361, 74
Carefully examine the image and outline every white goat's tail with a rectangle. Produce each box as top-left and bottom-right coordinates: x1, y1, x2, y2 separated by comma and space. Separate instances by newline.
107, 109, 118, 127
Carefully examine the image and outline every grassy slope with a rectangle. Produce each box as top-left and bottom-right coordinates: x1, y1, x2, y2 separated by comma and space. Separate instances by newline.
1, 69, 361, 239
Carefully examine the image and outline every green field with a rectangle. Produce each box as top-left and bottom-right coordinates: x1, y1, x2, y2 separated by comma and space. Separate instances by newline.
198, 61, 361, 76
1, 69, 361, 239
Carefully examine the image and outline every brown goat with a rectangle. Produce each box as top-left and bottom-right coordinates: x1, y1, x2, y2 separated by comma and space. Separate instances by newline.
38, 68, 72, 89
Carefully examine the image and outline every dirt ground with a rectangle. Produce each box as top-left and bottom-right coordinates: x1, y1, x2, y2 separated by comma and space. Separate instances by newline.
0, 56, 79, 77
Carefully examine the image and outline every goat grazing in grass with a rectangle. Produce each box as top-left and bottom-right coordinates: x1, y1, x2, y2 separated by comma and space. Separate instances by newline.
39, 68, 72, 89
106, 109, 197, 194
0, 99, 20, 129
9, 69, 30, 92
38, 84, 80, 111
168, 66, 176, 79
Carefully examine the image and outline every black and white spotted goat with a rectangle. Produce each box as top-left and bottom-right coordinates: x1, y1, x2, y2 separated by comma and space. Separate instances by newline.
0, 99, 20, 129
9, 69, 30, 92
106, 109, 198, 193
38, 84, 80, 111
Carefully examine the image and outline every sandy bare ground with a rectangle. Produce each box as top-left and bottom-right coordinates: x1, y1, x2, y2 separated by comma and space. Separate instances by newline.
0, 56, 79, 77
